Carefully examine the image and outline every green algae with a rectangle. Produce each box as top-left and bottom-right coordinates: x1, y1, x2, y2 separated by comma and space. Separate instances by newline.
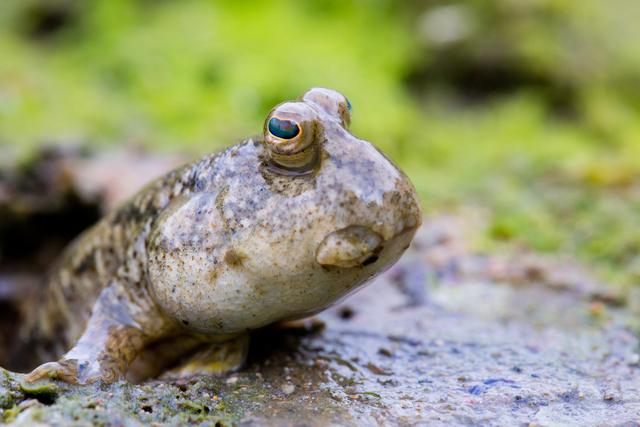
18, 380, 59, 404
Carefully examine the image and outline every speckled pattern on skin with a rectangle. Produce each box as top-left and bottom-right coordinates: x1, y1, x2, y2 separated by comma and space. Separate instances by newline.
19, 88, 421, 384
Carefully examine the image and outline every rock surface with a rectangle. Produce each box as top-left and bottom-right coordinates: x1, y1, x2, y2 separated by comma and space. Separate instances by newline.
1, 148, 639, 425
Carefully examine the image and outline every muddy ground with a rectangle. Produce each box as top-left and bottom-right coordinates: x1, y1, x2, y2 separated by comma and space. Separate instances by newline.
0, 148, 639, 426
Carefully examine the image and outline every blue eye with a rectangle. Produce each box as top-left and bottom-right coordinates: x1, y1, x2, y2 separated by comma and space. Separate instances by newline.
268, 117, 300, 139
346, 98, 352, 113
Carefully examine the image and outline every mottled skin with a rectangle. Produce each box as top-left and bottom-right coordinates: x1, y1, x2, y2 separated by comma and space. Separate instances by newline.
22, 88, 421, 384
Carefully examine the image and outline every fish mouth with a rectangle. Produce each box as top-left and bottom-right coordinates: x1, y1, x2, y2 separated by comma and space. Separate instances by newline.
315, 223, 417, 269
316, 225, 383, 268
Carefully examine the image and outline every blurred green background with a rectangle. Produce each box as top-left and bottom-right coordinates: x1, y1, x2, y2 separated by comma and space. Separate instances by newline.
1, 0, 639, 287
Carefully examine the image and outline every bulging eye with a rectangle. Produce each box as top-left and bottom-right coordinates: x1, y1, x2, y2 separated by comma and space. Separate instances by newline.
268, 117, 300, 139
263, 101, 319, 172
346, 97, 352, 113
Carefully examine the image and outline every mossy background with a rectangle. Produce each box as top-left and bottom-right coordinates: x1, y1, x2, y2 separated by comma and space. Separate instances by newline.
1, 0, 639, 288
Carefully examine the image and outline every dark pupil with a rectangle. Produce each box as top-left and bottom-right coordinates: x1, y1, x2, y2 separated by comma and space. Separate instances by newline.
346, 98, 352, 112
268, 117, 300, 139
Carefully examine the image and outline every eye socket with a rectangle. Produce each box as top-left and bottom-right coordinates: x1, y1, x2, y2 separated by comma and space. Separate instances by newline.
268, 117, 300, 140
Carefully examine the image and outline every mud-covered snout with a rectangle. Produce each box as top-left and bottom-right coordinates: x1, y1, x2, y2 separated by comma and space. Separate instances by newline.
315, 157, 422, 269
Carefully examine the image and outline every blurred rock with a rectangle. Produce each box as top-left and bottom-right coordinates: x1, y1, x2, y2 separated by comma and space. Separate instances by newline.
418, 5, 476, 48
